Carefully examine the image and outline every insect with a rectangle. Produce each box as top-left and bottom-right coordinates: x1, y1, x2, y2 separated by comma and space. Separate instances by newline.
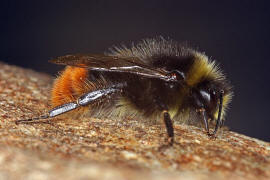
16, 37, 233, 145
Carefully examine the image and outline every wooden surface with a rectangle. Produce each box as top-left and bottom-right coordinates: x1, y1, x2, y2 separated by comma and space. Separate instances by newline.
0, 62, 270, 180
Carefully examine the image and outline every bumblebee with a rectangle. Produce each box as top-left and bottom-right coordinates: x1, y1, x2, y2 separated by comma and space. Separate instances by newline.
16, 37, 233, 145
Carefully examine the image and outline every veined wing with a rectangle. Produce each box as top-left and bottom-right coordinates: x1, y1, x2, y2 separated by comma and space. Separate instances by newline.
50, 54, 177, 82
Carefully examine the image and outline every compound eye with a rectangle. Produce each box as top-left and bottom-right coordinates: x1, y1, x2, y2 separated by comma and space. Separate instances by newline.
199, 89, 211, 103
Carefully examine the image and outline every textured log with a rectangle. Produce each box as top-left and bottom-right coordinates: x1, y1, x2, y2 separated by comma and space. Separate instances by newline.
0, 62, 269, 180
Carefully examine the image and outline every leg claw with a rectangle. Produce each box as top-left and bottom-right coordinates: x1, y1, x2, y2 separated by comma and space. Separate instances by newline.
207, 132, 216, 139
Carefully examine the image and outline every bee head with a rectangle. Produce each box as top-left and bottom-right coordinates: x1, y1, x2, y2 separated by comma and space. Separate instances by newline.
191, 80, 224, 121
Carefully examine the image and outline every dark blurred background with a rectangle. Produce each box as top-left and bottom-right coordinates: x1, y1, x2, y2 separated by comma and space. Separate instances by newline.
1, 1, 269, 141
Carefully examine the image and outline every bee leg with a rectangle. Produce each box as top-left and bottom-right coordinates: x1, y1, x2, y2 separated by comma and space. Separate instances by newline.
15, 86, 121, 124
15, 102, 78, 124
162, 110, 174, 145
211, 91, 224, 136
200, 109, 211, 136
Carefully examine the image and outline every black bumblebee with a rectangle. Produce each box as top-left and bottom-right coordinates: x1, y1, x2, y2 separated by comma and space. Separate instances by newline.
16, 37, 233, 145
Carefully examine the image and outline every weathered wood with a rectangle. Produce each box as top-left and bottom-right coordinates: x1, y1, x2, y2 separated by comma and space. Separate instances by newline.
0, 62, 269, 180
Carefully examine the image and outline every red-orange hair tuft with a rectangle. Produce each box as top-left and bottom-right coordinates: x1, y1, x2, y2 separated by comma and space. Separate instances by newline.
51, 66, 88, 107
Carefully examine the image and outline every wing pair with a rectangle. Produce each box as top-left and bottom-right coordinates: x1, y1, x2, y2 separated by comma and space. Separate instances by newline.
50, 54, 178, 82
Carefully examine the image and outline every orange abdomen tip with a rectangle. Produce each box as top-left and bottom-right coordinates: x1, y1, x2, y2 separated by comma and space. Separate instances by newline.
51, 66, 88, 107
